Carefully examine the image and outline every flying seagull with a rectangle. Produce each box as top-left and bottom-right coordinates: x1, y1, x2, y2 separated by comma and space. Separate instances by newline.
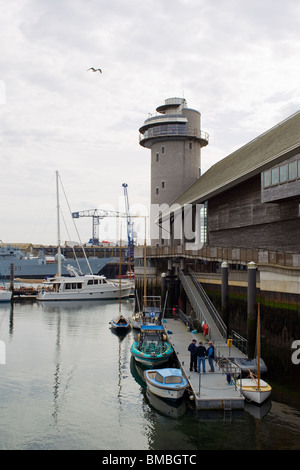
87, 67, 102, 73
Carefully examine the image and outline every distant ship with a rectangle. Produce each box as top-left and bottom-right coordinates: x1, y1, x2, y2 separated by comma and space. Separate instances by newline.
0, 244, 117, 279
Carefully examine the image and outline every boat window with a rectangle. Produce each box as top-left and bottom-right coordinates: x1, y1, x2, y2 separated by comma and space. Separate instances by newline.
103, 279, 107, 284
93, 280, 98, 284
165, 376, 182, 384
155, 373, 164, 383
87, 280, 93, 285
72, 283, 77, 289
77, 283, 82, 289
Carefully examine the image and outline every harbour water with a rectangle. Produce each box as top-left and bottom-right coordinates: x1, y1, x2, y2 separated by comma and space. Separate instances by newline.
0, 298, 300, 451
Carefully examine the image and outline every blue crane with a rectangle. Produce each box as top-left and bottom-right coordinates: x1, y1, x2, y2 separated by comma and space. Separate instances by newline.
122, 183, 134, 260
72, 208, 126, 245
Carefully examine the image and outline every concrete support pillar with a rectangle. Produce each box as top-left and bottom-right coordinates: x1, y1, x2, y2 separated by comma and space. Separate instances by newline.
247, 261, 257, 359
167, 258, 172, 276
221, 261, 229, 335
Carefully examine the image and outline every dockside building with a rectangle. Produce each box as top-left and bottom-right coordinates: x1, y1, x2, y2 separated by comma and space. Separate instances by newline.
137, 98, 300, 300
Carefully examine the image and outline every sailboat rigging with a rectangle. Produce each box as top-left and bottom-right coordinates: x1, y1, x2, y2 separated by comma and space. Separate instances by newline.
36, 171, 131, 301
237, 303, 272, 404
110, 220, 131, 332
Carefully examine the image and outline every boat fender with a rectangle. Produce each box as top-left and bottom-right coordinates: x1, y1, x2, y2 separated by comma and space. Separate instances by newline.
163, 334, 166, 340
138, 334, 140, 341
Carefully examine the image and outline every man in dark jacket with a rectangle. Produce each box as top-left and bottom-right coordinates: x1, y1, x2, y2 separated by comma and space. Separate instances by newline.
196, 341, 207, 373
207, 341, 215, 372
188, 339, 197, 372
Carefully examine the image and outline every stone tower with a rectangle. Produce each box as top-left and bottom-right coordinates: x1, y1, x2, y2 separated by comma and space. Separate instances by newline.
139, 97, 208, 244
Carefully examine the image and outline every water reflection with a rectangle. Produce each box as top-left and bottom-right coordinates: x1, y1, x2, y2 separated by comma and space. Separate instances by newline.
0, 302, 14, 335
39, 299, 120, 312
244, 398, 272, 419
52, 312, 61, 426
1, 300, 300, 450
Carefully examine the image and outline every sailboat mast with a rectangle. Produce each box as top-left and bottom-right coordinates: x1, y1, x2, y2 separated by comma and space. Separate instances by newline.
143, 216, 147, 308
257, 303, 261, 390
56, 171, 62, 277
119, 219, 122, 313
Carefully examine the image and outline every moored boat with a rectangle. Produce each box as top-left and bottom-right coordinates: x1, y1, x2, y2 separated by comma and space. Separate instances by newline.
36, 266, 131, 301
130, 324, 173, 367
131, 295, 162, 330
144, 368, 188, 401
36, 172, 131, 302
237, 304, 272, 405
233, 357, 268, 377
110, 314, 131, 333
237, 372, 272, 404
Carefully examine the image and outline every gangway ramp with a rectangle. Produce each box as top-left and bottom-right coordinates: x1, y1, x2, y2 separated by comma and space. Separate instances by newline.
179, 267, 227, 343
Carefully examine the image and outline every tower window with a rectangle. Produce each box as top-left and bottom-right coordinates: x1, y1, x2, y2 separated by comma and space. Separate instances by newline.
155, 187, 159, 195
189, 142, 193, 149
161, 146, 165, 154
156, 153, 159, 162
162, 181, 165, 189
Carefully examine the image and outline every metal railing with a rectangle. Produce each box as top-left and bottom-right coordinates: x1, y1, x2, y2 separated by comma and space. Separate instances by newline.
139, 244, 300, 269
139, 126, 209, 144
188, 267, 227, 339
216, 357, 242, 394
231, 330, 247, 355
178, 267, 227, 341
178, 268, 208, 330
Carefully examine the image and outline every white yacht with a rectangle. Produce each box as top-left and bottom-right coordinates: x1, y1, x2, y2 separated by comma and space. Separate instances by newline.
36, 171, 131, 302
36, 266, 131, 301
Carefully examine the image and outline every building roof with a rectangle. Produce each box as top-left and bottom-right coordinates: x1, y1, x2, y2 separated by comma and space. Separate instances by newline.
163, 109, 300, 215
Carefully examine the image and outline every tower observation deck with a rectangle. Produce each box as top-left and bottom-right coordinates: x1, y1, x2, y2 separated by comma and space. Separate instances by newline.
139, 98, 208, 213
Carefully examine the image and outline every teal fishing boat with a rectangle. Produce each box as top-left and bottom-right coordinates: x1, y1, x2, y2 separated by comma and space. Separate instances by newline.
130, 325, 174, 367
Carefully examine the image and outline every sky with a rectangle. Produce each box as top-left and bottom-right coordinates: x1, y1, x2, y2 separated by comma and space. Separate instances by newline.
1, 0, 300, 246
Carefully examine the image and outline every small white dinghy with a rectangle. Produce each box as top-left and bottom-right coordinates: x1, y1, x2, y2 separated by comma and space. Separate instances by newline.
238, 304, 272, 405
144, 368, 188, 401
238, 371, 272, 404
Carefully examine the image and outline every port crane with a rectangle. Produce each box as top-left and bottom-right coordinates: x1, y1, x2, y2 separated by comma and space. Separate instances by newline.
72, 208, 127, 245
122, 183, 134, 260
